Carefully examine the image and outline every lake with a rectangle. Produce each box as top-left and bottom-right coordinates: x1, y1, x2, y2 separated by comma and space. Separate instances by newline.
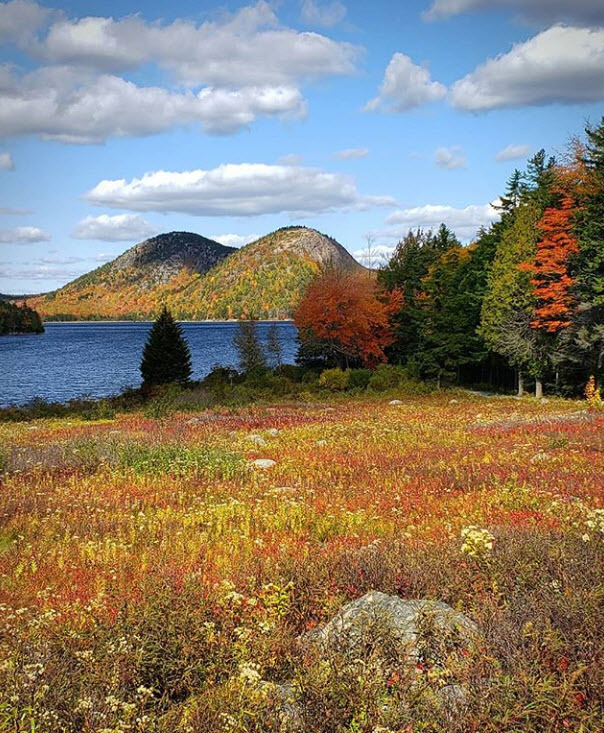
0, 321, 298, 407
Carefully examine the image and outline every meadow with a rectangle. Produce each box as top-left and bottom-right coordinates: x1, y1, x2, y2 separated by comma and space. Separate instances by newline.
0, 392, 603, 732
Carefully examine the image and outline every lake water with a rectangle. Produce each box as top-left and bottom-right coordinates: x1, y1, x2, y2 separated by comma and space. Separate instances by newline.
0, 321, 298, 407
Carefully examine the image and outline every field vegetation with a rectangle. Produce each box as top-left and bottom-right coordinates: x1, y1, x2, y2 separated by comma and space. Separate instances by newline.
1, 389, 603, 732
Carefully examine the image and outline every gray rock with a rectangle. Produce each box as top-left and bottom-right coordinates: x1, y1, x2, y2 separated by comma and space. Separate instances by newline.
449, 399, 459, 404
246, 433, 267, 447
389, 400, 403, 406
252, 458, 276, 469
266, 428, 280, 437
301, 591, 476, 663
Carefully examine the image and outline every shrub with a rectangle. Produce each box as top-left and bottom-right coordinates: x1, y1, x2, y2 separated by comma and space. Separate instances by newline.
347, 368, 372, 390
319, 368, 350, 392
368, 364, 408, 392
81, 399, 116, 421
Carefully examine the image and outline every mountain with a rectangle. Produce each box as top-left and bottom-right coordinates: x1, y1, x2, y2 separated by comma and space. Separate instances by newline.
29, 227, 363, 321
31, 232, 236, 320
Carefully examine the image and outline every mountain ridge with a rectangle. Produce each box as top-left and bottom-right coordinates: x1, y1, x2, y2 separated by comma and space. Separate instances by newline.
27, 226, 363, 321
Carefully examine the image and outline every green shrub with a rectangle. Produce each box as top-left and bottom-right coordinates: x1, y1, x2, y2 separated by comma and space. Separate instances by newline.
347, 368, 372, 390
319, 368, 350, 392
117, 443, 247, 479
368, 364, 408, 392
143, 384, 182, 420
81, 399, 116, 421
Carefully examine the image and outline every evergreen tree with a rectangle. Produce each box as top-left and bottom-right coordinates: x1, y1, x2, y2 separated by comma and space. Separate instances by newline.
234, 320, 267, 373
140, 307, 192, 386
574, 118, 604, 384
266, 323, 283, 367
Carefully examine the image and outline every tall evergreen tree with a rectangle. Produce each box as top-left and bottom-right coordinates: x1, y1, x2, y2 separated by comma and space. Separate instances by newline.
140, 307, 192, 386
266, 323, 283, 367
234, 320, 267, 373
574, 118, 604, 384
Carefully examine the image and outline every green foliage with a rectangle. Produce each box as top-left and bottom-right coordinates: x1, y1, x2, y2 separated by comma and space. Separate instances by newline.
318, 368, 350, 391
266, 323, 283, 367
0, 300, 44, 335
140, 307, 192, 387
367, 364, 409, 392
347, 368, 372, 390
117, 443, 248, 480
233, 321, 267, 374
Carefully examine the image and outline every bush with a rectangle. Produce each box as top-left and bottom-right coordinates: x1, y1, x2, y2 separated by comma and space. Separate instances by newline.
81, 399, 116, 421
348, 368, 372, 390
368, 364, 408, 392
143, 384, 182, 419
319, 368, 350, 392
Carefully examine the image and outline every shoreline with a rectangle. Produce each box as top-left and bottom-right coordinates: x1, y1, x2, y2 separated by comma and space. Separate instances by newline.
43, 319, 295, 324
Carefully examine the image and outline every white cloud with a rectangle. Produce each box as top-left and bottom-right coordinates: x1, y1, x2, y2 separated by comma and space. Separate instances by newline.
0, 206, 30, 215
434, 146, 466, 169
450, 25, 604, 111
72, 214, 159, 241
495, 143, 532, 161
0, 226, 51, 243
0, 2, 358, 143
0, 152, 14, 170
383, 202, 499, 241
300, 0, 347, 27
365, 53, 446, 112
40, 2, 358, 85
278, 153, 304, 165
0, 264, 84, 281
424, 0, 604, 26
212, 233, 260, 248
0, 68, 306, 142
333, 147, 369, 159
352, 243, 397, 266
84, 163, 395, 217
0, 0, 53, 45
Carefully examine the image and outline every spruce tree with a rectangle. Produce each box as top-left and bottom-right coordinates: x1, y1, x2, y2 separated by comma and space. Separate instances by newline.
233, 320, 267, 374
140, 307, 192, 386
266, 323, 283, 367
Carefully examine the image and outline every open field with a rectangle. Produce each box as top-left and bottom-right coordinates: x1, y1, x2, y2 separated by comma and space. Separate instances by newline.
0, 394, 603, 732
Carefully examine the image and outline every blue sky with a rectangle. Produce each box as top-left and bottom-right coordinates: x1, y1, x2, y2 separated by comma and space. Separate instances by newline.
0, 0, 603, 293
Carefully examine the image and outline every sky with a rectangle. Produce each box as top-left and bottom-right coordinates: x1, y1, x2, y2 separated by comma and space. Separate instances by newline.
0, 0, 603, 293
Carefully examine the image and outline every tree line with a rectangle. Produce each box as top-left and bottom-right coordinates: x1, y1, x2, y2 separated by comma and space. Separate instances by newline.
296, 117, 604, 397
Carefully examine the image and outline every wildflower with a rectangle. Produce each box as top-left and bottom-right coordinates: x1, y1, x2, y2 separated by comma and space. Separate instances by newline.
460, 526, 495, 560
238, 662, 262, 685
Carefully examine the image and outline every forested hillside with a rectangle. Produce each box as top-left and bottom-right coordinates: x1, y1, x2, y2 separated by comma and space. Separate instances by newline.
0, 300, 44, 335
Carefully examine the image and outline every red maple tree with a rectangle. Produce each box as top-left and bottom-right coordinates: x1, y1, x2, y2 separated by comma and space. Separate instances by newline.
294, 269, 402, 367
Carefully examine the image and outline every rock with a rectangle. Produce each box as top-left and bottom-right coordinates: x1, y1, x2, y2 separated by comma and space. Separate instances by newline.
252, 459, 276, 469
266, 428, 280, 437
301, 591, 476, 663
436, 683, 469, 716
260, 682, 302, 731
540, 397, 549, 404
449, 399, 458, 404
186, 417, 200, 425
389, 400, 403, 406
246, 434, 267, 447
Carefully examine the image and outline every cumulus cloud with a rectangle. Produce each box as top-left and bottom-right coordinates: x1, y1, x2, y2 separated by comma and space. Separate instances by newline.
212, 233, 260, 248
0, 226, 51, 243
0, 264, 84, 281
84, 163, 395, 217
333, 147, 369, 159
300, 0, 347, 27
434, 146, 466, 169
424, 0, 604, 26
0, 152, 14, 170
0, 0, 53, 45
39, 2, 358, 85
72, 214, 159, 241
495, 143, 532, 161
0, 2, 358, 142
450, 26, 604, 111
383, 202, 499, 241
0, 67, 306, 142
365, 53, 446, 112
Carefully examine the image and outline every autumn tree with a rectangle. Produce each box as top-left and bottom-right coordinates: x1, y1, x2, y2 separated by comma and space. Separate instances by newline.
140, 307, 192, 386
294, 269, 402, 369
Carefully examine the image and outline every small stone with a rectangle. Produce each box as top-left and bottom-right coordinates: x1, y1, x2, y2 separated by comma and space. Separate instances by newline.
449, 399, 458, 404
540, 398, 549, 404
389, 400, 403, 406
252, 459, 276, 469
186, 417, 200, 425
247, 434, 267, 447
266, 428, 280, 437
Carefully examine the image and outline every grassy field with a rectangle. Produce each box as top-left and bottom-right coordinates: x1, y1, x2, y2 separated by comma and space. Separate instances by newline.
0, 393, 603, 732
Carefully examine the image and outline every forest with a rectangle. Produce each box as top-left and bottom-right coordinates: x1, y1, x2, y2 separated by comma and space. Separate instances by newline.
0, 300, 44, 335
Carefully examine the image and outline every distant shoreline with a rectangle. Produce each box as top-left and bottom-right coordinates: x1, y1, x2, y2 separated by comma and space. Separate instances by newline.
43, 319, 295, 324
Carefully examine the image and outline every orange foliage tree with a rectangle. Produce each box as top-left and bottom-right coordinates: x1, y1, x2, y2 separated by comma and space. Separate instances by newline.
521, 165, 582, 333
294, 268, 403, 368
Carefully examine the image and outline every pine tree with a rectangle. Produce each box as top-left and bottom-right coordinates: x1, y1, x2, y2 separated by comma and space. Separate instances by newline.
140, 307, 192, 386
574, 118, 604, 384
234, 321, 267, 373
266, 323, 283, 367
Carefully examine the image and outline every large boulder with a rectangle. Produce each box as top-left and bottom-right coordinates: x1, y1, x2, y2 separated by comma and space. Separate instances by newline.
301, 590, 476, 663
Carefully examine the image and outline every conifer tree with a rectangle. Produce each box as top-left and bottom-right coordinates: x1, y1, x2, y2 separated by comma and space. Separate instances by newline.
234, 320, 267, 374
140, 307, 192, 386
266, 323, 283, 367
